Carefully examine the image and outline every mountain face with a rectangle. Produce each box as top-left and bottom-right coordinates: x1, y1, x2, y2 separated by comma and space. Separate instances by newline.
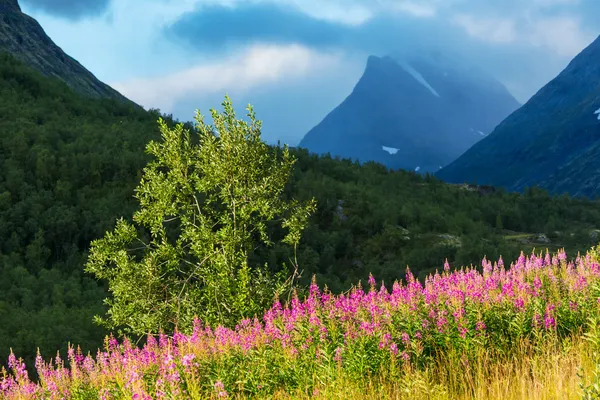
0, 0, 132, 103
437, 36, 600, 197
298, 53, 521, 173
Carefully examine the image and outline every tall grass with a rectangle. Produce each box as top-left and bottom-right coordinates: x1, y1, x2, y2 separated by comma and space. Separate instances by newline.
2, 248, 600, 399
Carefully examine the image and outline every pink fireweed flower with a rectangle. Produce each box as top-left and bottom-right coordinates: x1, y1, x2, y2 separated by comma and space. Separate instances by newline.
514, 297, 525, 310
544, 314, 556, 330
8, 352, 27, 382
533, 313, 543, 329
436, 316, 448, 332
132, 393, 152, 400
3, 249, 600, 399
334, 347, 343, 362
401, 332, 410, 346
453, 308, 466, 321
182, 353, 196, 367
214, 380, 229, 398
368, 274, 376, 287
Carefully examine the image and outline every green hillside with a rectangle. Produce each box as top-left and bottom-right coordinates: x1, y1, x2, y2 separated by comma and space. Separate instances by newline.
1, 52, 600, 369
0, 52, 164, 367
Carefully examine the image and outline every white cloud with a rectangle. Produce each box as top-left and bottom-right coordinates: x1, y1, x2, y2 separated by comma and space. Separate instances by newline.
22, 0, 203, 82
453, 12, 592, 57
111, 43, 343, 112
284, 0, 373, 25
453, 14, 518, 43
389, 1, 437, 17
21, 0, 597, 142
526, 16, 592, 57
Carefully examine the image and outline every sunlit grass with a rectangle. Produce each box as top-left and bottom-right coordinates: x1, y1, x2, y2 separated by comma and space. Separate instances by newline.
2, 247, 600, 399
271, 335, 594, 400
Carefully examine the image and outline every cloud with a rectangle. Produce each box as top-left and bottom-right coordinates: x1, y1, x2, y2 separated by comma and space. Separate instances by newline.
527, 16, 592, 57
20, 0, 112, 20
111, 43, 344, 112
453, 7, 593, 57
166, 0, 596, 58
166, 3, 350, 52
453, 15, 518, 44
22, 0, 599, 145
166, 2, 484, 59
389, 1, 438, 18
20, 0, 206, 83
111, 41, 360, 145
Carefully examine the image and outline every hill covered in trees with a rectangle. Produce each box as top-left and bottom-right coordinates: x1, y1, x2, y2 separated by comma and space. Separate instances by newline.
2, 51, 600, 369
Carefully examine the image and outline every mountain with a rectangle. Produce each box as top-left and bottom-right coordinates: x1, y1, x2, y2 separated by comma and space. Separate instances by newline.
298, 52, 521, 173
0, 0, 133, 103
1, 5, 600, 369
437, 36, 600, 198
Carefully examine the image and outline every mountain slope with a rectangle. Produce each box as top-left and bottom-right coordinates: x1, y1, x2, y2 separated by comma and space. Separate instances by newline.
437, 36, 600, 197
2, 47, 600, 373
0, 0, 133, 103
298, 53, 520, 172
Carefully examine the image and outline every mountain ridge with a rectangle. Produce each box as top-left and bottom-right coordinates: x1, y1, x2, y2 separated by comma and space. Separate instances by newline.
298, 52, 520, 172
437, 35, 600, 197
0, 0, 135, 104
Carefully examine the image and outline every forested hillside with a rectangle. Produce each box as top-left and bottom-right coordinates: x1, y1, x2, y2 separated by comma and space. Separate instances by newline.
280, 151, 600, 289
0, 52, 165, 367
2, 52, 600, 369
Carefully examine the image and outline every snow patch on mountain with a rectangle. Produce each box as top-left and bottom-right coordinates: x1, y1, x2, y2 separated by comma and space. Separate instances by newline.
470, 128, 487, 136
399, 62, 440, 98
382, 145, 399, 155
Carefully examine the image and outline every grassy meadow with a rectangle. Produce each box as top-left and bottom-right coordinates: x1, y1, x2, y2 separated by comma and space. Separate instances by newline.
2, 248, 600, 399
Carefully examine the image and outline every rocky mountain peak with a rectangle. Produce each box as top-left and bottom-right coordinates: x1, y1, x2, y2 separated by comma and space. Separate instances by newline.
0, 0, 135, 104
298, 52, 520, 173
0, 0, 21, 13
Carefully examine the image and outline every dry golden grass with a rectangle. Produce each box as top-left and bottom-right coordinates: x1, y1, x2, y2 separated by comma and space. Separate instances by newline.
250, 335, 596, 400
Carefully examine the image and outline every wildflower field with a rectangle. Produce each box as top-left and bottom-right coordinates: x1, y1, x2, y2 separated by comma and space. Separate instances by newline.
3, 248, 600, 399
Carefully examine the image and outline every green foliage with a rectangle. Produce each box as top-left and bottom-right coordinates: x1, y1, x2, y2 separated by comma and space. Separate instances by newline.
86, 97, 316, 335
2, 51, 600, 369
0, 52, 190, 367
580, 315, 600, 399
271, 153, 600, 291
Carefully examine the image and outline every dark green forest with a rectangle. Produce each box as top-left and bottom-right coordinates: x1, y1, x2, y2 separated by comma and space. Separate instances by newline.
2, 52, 600, 368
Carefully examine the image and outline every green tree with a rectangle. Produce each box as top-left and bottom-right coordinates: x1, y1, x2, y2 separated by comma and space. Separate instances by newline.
86, 96, 316, 336
495, 214, 504, 231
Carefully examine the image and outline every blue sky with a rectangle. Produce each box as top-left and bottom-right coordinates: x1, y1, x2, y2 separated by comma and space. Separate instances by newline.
20, 0, 599, 145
